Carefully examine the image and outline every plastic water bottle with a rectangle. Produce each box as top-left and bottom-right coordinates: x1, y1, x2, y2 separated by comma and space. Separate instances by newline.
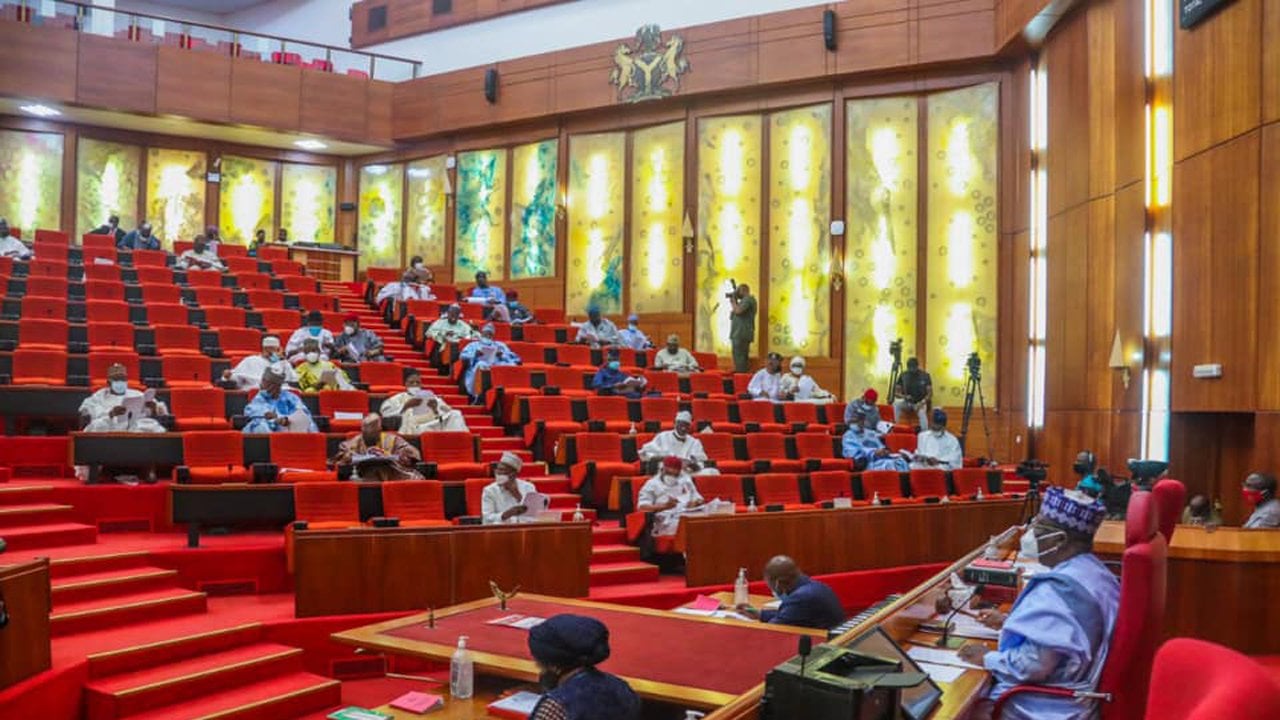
629, 421, 638, 434
747, 497, 758, 512
872, 491, 881, 506
450, 635, 474, 699
976, 486, 985, 501
572, 504, 585, 522
733, 567, 749, 607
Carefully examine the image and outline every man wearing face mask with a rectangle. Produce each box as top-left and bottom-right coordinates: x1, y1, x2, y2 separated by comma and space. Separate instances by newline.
243, 367, 316, 433
911, 409, 963, 471
1071, 451, 1102, 497
652, 334, 701, 373
120, 221, 161, 251
842, 405, 909, 472
425, 304, 477, 345
79, 363, 168, 433
844, 388, 881, 427
286, 310, 335, 363
747, 353, 789, 401
526, 614, 641, 720
956, 487, 1119, 720
778, 356, 834, 402
636, 456, 705, 536
176, 235, 226, 271
735, 556, 844, 630
617, 314, 652, 350
295, 338, 354, 393
638, 411, 719, 476
574, 306, 621, 347
1242, 472, 1280, 529
591, 349, 648, 397
379, 371, 468, 434
332, 413, 423, 481
376, 268, 436, 305
222, 334, 297, 390
333, 313, 386, 363
0, 219, 32, 260
481, 452, 538, 524
460, 323, 521, 400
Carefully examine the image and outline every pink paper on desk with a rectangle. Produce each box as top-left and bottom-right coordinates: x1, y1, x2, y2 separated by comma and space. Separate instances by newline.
691, 595, 722, 611
389, 691, 443, 713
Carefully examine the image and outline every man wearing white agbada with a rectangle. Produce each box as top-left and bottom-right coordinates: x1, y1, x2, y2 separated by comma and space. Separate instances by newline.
638, 412, 720, 476
0, 219, 32, 259
79, 363, 168, 433
222, 334, 298, 390
379, 371, 469, 435
482, 452, 541, 524
636, 456, 706, 537
911, 408, 964, 471
376, 269, 436, 305
652, 334, 701, 373
747, 353, 788, 400
778, 356, 835, 402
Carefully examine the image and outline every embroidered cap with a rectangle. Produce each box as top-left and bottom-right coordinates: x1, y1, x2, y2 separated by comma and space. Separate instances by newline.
1040, 486, 1107, 535
662, 456, 684, 472
674, 411, 693, 424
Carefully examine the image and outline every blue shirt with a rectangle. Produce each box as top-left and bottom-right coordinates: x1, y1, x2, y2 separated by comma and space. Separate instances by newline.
471, 285, 507, 304
841, 426, 908, 472
459, 338, 520, 397
761, 575, 845, 630
533, 668, 641, 720
591, 366, 629, 390
120, 230, 161, 251
242, 389, 317, 433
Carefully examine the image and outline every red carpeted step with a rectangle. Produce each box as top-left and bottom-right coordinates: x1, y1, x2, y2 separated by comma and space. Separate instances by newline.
592, 525, 626, 545
52, 587, 208, 637
591, 544, 642, 563
589, 562, 660, 587
86, 643, 306, 720
88, 623, 266, 679
2, 521, 98, 550
0, 484, 55, 503
122, 671, 340, 720
0, 502, 77, 528
51, 551, 153, 579
53, 567, 181, 604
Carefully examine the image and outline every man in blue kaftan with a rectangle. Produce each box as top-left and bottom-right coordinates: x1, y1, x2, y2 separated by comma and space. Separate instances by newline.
242, 368, 318, 433
459, 324, 521, 400
840, 409, 908, 472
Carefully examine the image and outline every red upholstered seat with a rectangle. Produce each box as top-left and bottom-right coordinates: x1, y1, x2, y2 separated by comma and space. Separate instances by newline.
82, 261, 121, 280
34, 228, 68, 245
286, 482, 361, 570
269, 433, 337, 483
419, 432, 485, 480
295, 292, 334, 312
153, 324, 205, 356
178, 431, 251, 484
520, 324, 558, 344
234, 271, 273, 290
737, 401, 788, 433
782, 401, 832, 431
135, 266, 174, 286
218, 243, 248, 258
366, 267, 400, 285
283, 275, 319, 294
586, 396, 634, 432
258, 245, 289, 261
884, 432, 918, 454
85, 300, 131, 324
1143, 638, 1280, 720
483, 364, 537, 413
639, 396, 679, 430
793, 432, 850, 470
859, 470, 915, 504
83, 279, 125, 302
568, 432, 637, 491
194, 286, 234, 308
523, 395, 585, 459
381, 481, 449, 527
203, 306, 248, 329
693, 474, 746, 506
247, 289, 286, 310
132, 249, 169, 267
257, 308, 302, 334
21, 295, 66, 321
553, 344, 593, 369
358, 362, 406, 393
185, 269, 223, 287
688, 372, 732, 399
693, 351, 718, 371
1151, 478, 1186, 543
698, 433, 751, 474
87, 322, 136, 351
18, 318, 68, 350
752, 473, 807, 509
169, 387, 230, 430
463, 478, 490, 518
25, 276, 69, 299
28, 259, 69, 277
140, 282, 183, 304
744, 433, 803, 472
908, 468, 949, 501
691, 399, 744, 433
809, 470, 862, 506
162, 355, 213, 388
225, 257, 262, 274
543, 366, 593, 398
270, 259, 306, 277
147, 303, 191, 327
11, 348, 67, 385
217, 327, 263, 356
82, 233, 117, 251
318, 390, 370, 432
951, 467, 1005, 499
87, 350, 140, 385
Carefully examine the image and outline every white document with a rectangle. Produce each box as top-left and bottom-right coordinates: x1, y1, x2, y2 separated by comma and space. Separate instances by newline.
916, 661, 966, 683
120, 389, 156, 417
943, 613, 1000, 640
488, 691, 542, 714
333, 411, 364, 420
285, 408, 312, 432
92, 256, 115, 266
907, 646, 982, 670
522, 491, 550, 514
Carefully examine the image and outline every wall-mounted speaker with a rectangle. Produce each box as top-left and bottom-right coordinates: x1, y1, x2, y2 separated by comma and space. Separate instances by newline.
484, 68, 499, 104
823, 9, 837, 51
339, 202, 357, 212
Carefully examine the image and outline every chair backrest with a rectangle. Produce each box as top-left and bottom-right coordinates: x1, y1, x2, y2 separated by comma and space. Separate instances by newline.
794, 433, 838, 459
952, 467, 996, 495
1097, 532, 1167, 720
258, 308, 301, 331
744, 433, 788, 458
738, 401, 781, 424
488, 365, 532, 388
247, 289, 286, 309
1125, 490, 1159, 547
153, 324, 202, 350
12, 349, 67, 383
85, 300, 131, 324
82, 233, 117, 251
295, 292, 333, 312
34, 229, 69, 245
691, 399, 730, 422
293, 482, 359, 524
140, 282, 183, 304
527, 395, 574, 422
218, 243, 248, 258
203, 306, 247, 328
269, 433, 329, 470
554, 344, 593, 367
226, 257, 262, 274
234, 271, 273, 289
216, 327, 262, 355
366, 267, 400, 285
544, 368, 588, 393
147, 303, 191, 326
693, 474, 745, 503
754, 473, 802, 505
642, 372, 681, 395
586, 396, 630, 420
283, 276, 319, 295
420, 432, 478, 463
574, 432, 624, 462
131, 249, 169, 267
639, 396, 679, 421
19, 318, 68, 345
382, 481, 446, 522
258, 245, 290, 261
86, 321, 136, 350
318, 389, 369, 415
689, 373, 729, 395
884, 433, 918, 453
83, 279, 125, 301
908, 468, 948, 498
693, 351, 719, 371
87, 350, 140, 384
195, 287, 234, 307
464, 478, 490, 516
24, 276, 68, 298
28, 259, 69, 277
860, 470, 907, 499
782, 402, 822, 424
1151, 478, 1186, 543
186, 269, 223, 287
1143, 638, 1280, 720
810, 470, 854, 502
358, 362, 405, 387
169, 387, 224, 418
162, 355, 211, 383
20, 296, 66, 320
521, 325, 558, 343
182, 431, 243, 468
82, 257, 121, 278
697, 433, 739, 461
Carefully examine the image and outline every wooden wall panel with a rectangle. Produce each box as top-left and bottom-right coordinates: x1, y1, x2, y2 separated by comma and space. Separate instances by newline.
1170, 413, 1255, 523
1266, 0, 1280, 124
156, 47, 231, 123
366, 80, 395, 144
1000, 230, 1030, 414
1170, 132, 1260, 412
832, 5, 912, 74
77, 35, 157, 114
1172, 0, 1261, 161
300, 72, 370, 140
1085, 0, 1115, 199
1084, 196, 1117, 409
1111, 181, 1145, 412
1045, 203, 1090, 410
1, 24, 77, 103
756, 9, 832, 86
1112, 0, 1144, 188
679, 19, 758, 98
1000, 60, 1031, 235
1044, 9, 1089, 215
1041, 410, 1112, 484
229, 59, 301, 131
350, 0, 574, 47
995, 0, 1053, 46
1256, 125, 1280, 409
917, 5, 996, 65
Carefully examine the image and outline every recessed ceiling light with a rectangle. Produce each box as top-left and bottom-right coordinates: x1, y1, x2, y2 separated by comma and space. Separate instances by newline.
294, 139, 327, 150
20, 104, 60, 118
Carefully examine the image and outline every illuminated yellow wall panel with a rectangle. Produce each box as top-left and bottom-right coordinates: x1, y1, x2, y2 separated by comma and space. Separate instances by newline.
405, 156, 448, 266
218, 155, 276, 245
76, 138, 140, 240
145, 148, 206, 247
768, 104, 831, 357
845, 96, 919, 396
0, 130, 64, 234
696, 115, 762, 354
454, 149, 508, 280
510, 139, 558, 279
281, 163, 336, 245
566, 132, 625, 315
629, 121, 685, 315
358, 163, 404, 269
926, 83, 998, 404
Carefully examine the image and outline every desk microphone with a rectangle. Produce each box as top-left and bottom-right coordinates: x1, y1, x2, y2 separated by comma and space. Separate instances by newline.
938, 584, 985, 648
798, 636, 812, 676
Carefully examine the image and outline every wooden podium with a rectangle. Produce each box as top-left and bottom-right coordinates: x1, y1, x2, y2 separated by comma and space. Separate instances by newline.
0, 558, 51, 690
286, 244, 357, 282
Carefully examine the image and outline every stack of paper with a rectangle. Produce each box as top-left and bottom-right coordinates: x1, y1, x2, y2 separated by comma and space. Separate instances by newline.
389, 691, 444, 714
487, 614, 546, 630
906, 646, 982, 670
487, 691, 542, 719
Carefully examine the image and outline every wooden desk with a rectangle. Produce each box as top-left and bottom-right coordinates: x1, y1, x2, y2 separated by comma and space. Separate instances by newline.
0, 559, 51, 690
294, 523, 592, 617
286, 244, 357, 282
1096, 522, 1280, 652
368, 675, 522, 719
677, 500, 1024, 587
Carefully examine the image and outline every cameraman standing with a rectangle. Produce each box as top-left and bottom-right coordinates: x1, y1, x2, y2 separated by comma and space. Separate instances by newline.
729, 283, 757, 373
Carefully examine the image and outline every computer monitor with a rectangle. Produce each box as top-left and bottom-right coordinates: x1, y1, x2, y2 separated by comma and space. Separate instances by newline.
842, 625, 943, 720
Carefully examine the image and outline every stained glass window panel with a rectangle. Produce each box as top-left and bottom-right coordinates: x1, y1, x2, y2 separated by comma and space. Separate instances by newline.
629, 122, 685, 315
454, 149, 508, 280
566, 132, 625, 316
218, 155, 277, 245
358, 163, 404, 269
510, 139, 558, 279
405, 156, 448, 266
76, 137, 140, 240
0, 130, 64, 234
145, 147, 206, 247
281, 163, 336, 245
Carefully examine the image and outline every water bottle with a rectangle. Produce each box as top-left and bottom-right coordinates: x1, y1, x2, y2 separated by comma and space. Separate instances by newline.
733, 567, 749, 607
450, 635, 474, 699
747, 497, 758, 512
872, 491, 881, 506
976, 486, 985, 501
629, 421, 638, 435
572, 504, 585, 522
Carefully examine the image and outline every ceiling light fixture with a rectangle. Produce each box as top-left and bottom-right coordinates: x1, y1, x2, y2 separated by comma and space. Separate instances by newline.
294, 139, 327, 150
20, 104, 60, 118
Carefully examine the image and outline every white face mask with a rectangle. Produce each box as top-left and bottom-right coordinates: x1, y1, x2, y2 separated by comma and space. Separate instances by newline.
495, 473, 513, 484
1020, 527, 1064, 561
790, 366, 804, 376
343, 325, 356, 335
109, 379, 128, 395
305, 352, 320, 364
413, 262, 425, 270
661, 473, 679, 486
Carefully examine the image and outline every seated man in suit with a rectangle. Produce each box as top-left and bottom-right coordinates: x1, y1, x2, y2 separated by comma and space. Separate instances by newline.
735, 555, 845, 630
91, 214, 127, 245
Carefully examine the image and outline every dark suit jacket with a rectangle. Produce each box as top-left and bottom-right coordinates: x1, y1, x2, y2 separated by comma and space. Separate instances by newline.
761, 575, 845, 630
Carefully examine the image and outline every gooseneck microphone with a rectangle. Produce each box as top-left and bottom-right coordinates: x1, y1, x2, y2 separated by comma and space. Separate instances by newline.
798, 635, 812, 676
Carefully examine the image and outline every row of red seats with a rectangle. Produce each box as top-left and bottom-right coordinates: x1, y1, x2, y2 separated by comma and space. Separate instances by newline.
13, 282, 331, 314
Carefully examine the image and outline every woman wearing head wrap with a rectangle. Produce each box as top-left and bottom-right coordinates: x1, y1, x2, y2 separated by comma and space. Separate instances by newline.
778, 356, 835, 403
527, 615, 641, 720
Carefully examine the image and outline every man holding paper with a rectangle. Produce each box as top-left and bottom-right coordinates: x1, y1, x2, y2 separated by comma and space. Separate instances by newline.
242, 368, 317, 433
379, 372, 469, 434
481, 452, 542, 524
459, 324, 521, 400
638, 412, 719, 476
636, 456, 705, 537
841, 407, 909, 472
911, 409, 963, 471
295, 338, 355, 392
332, 413, 423, 481
79, 363, 168, 433
222, 334, 298, 390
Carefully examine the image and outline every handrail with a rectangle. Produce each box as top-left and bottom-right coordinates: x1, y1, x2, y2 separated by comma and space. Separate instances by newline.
11, 0, 421, 76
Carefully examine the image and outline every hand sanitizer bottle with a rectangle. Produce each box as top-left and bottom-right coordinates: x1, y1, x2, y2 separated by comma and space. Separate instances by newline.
976, 486, 985, 501
733, 567, 749, 607
872, 491, 881, 506
747, 496, 758, 512
450, 635, 473, 699
572, 504, 585, 522
629, 421, 638, 435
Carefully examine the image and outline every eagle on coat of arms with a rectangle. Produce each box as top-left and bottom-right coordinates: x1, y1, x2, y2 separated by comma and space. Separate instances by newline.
608, 24, 690, 103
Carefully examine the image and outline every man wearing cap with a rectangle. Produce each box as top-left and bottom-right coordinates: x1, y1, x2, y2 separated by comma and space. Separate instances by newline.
286, 310, 335, 363
747, 353, 789, 401
379, 371, 468, 434
295, 338, 355, 393
481, 452, 539, 524
0, 219, 32, 259
574, 306, 621, 347
957, 487, 1119, 720
841, 406, 909, 472
617, 314, 652, 350
460, 323, 521, 400
636, 456, 706, 537
79, 363, 168, 433
779, 356, 834, 403
527, 615, 641, 720
376, 268, 435, 305
844, 388, 881, 426
425, 304, 477, 345
652, 334, 701, 373
243, 367, 317, 433
638, 411, 719, 476
911, 408, 963, 471
333, 314, 386, 363
332, 413, 423, 481
222, 334, 298, 390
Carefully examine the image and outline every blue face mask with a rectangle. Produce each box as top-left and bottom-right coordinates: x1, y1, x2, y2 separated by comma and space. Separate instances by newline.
307, 326, 322, 337
267, 352, 281, 362
607, 361, 620, 371
109, 380, 128, 395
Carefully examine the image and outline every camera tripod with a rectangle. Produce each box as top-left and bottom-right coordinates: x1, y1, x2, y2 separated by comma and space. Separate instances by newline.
959, 352, 995, 464
885, 338, 903, 404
